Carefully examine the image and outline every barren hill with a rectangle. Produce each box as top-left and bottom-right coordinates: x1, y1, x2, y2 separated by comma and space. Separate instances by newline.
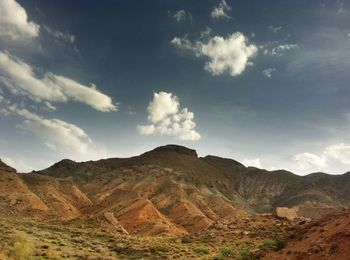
1, 145, 350, 236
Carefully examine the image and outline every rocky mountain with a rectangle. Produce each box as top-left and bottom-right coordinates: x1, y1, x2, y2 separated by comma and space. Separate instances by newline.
0, 145, 349, 236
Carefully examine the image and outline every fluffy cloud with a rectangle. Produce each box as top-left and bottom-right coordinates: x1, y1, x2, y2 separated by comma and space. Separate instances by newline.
0, 0, 39, 40
147, 91, 179, 122
211, 0, 231, 20
173, 10, 192, 23
262, 68, 276, 78
0, 51, 117, 112
324, 143, 350, 165
294, 152, 327, 171
137, 92, 201, 141
171, 32, 257, 76
263, 44, 298, 57
242, 158, 262, 168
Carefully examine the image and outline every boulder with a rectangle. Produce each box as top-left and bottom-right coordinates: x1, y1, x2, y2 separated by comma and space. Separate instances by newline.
275, 207, 298, 221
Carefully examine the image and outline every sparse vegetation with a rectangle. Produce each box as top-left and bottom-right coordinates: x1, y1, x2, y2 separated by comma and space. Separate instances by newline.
259, 238, 285, 251
219, 246, 236, 257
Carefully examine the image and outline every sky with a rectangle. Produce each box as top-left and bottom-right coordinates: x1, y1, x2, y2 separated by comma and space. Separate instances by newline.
0, 0, 350, 175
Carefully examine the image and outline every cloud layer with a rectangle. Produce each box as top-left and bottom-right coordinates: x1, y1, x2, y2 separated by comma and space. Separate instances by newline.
172, 32, 257, 76
0, 0, 39, 40
0, 51, 117, 112
137, 91, 201, 141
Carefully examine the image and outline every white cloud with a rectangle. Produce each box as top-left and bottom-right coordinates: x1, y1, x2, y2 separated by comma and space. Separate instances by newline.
324, 143, 350, 165
242, 158, 262, 168
0, 51, 117, 112
173, 10, 192, 23
170, 36, 192, 49
262, 68, 276, 78
263, 44, 298, 57
199, 33, 257, 76
171, 32, 257, 76
294, 152, 327, 171
268, 26, 282, 33
137, 124, 155, 135
293, 142, 350, 173
43, 25, 75, 44
4, 104, 108, 160
0, 0, 39, 40
44, 101, 56, 111
147, 91, 179, 122
137, 91, 201, 141
211, 0, 231, 20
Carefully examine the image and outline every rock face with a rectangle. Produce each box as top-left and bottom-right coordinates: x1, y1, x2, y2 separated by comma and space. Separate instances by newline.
275, 206, 335, 221
0, 145, 350, 236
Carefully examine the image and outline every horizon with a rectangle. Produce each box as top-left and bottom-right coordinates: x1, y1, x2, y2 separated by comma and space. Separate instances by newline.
1, 0, 350, 175
1, 143, 349, 176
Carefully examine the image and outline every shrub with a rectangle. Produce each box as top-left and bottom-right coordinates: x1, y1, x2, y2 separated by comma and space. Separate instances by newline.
12, 231, 34, 260
195, 246, 210, 254
219, 246, 236, 257
259, 238, 285, 251
239, 249, 249, 258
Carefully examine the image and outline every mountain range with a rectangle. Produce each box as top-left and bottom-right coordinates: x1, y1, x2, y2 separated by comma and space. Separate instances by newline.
1, 144, 349, 237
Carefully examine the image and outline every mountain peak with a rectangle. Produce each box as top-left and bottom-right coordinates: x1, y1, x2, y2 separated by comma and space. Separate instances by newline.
145, 145, 198, 158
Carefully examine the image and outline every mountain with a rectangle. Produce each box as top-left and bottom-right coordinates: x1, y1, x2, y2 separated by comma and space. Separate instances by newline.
0, 145, 349, 236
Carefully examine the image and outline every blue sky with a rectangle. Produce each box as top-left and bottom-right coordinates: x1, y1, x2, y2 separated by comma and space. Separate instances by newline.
0, 0, 350, 175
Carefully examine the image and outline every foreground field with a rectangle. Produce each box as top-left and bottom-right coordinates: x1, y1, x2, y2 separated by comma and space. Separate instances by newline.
0, 216, 288, 259
1, 210, 350, 259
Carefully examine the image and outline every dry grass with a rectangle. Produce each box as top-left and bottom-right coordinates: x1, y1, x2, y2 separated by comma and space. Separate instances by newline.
0, 216, 288, 259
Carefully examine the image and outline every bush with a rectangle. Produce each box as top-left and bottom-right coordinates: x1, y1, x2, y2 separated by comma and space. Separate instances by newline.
219, 246, 236, 257
195, 246, 210, 254
239, 249, 249, 258
12, 231, 34, 260
259, 238, 285, 251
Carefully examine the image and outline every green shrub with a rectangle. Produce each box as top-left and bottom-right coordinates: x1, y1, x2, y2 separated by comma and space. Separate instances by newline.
259, 238, 285, 251
219, 246, 236, 257
239, 249, 249, 258
195, 246, 210, 254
